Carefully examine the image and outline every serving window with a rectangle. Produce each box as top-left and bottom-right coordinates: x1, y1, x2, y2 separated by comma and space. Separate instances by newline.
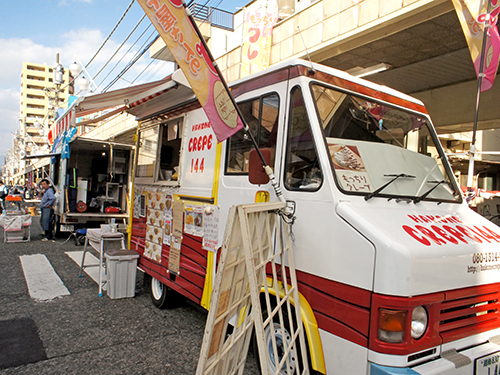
135, 117, 184, 184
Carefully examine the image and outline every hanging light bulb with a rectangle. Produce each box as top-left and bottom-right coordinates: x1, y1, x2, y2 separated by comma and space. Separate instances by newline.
78, 76, 90, 91
69, 61, 82, 77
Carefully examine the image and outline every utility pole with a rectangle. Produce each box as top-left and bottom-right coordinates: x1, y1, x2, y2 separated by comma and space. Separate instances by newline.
44, 53, 64, 133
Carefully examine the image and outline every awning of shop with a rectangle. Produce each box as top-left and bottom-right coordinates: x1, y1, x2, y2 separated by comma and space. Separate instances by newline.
75, 78, 178, 117
23, 152, 61, 160
125, 69, 196, 121
47, 75, 183, 144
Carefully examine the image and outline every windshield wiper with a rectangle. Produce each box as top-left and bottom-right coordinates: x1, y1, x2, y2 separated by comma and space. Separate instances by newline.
365, 173, 416, 201
413, 180, 447, 204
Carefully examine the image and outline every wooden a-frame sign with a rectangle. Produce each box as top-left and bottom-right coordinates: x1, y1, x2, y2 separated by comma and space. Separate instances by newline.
196, 202, 310, 375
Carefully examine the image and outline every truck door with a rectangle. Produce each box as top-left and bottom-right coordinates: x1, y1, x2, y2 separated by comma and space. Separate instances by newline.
218, 81, 288, 213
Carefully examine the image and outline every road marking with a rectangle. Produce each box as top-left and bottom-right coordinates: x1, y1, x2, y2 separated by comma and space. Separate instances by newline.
20, 254, 70, 301
66, 251, 105, 288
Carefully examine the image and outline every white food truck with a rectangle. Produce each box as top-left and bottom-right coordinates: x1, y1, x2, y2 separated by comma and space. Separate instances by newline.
129, 59, 500, 375
49, 135, 133, 234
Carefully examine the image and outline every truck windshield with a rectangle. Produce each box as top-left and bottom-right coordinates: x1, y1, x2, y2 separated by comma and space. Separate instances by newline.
311, 83, 461, 203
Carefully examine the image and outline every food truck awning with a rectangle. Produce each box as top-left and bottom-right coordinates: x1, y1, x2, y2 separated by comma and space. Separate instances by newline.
47, 76, 182, 143
124, 68, 196, 121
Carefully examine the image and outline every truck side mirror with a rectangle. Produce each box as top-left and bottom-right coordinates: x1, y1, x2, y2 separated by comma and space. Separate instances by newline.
248, 148, 271, 185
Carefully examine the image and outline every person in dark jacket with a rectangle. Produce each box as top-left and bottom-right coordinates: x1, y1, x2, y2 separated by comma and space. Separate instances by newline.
40, 179, 56, 241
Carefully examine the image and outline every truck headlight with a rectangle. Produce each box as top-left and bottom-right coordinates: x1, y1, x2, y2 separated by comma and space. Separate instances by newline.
378, 309, 406, 343
411, 306, 428, 339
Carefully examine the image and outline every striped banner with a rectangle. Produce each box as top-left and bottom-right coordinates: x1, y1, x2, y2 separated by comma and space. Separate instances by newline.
47, 110, 74, 144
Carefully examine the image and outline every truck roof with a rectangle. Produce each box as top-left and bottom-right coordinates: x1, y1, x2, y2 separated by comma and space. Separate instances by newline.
230, 59, 427, 115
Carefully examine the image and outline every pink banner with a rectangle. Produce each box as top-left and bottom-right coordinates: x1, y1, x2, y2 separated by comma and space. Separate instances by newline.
452, 0, 500, 91
137, 0, 243, 142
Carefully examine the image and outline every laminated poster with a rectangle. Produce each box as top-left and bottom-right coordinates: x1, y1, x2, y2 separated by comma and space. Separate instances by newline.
163, 194, 173, 246
169, 235, 182, 275
328, 144, 373, 193
202, 205, 219, 252
133, 188, 141, 219
163, 217, 172, 246
172, 200, 184, 237
184, 204, 204, 237
164, 194, 173, 219
145, 192, 165, 263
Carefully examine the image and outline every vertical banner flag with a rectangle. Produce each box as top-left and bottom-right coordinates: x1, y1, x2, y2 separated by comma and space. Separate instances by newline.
451, 0, 500, 91
137, 0, 243, 142
241, 12, 278, 78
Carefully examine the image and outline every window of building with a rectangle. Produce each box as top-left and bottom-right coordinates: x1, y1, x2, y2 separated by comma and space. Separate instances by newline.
27, 65, 45, 72
27, 75, 45, 81
225, 93, 279, 174
27, 85, 44, 91
27, 94, 45, 100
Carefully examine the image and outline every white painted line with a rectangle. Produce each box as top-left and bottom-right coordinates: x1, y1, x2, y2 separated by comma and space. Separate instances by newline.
66, 251, 106, 288
20, 254, 70, 302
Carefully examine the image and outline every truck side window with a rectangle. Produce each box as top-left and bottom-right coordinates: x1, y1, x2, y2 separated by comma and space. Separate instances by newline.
225, 93, 279, 174
284, 86, 322, 191
157, 118, 183, 181
136, 126, 159, 178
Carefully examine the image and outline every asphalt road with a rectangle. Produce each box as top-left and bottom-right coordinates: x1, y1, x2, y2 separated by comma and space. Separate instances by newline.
0, 215, 260, 374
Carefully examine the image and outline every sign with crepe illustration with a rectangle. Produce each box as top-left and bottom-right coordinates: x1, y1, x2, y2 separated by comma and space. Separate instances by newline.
138, 0, 244, 142
329, 144, 373, 192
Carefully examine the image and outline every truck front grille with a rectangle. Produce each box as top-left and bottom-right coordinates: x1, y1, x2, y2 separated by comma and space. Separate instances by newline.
439, 285, 500, 343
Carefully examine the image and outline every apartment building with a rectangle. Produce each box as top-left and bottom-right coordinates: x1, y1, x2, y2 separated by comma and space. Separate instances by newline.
20, 62, 72, 155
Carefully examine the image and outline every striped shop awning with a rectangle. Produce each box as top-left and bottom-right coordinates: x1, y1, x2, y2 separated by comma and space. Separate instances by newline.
47, 108, 75, 144
46, 71, 192, 144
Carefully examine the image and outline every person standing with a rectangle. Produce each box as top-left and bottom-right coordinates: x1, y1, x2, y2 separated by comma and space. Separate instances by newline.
0, 180, 7, 214
40, 179, 56, 241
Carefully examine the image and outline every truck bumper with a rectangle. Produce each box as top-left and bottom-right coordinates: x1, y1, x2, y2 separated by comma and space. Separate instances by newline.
371, 340, 500, 374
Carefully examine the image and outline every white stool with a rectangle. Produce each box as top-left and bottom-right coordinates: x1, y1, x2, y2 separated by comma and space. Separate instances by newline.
79, 229, 125, 297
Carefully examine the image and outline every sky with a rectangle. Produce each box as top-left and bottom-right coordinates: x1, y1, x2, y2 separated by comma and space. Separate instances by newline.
0, 0, 248, 164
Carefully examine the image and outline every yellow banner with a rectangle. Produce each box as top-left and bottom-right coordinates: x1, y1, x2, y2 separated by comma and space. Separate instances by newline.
241, 12, 278, 78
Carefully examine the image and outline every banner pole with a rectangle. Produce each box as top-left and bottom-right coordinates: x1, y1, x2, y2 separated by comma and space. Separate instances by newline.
182, 1, 286, 204
468, 0, 493, 190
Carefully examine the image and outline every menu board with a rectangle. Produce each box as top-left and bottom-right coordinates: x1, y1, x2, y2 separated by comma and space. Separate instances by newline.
145, 192, 166, 263
184, 204, 204, 237
329, 144, 373, 192
163, 194, 173, 246
203, 205, 219, 252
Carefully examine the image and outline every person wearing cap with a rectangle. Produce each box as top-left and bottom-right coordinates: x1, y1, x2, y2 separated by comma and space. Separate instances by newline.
40, 179, 56, 241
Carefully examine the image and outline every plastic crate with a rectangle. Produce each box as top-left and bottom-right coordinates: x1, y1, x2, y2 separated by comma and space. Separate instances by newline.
104, 249, 139, 299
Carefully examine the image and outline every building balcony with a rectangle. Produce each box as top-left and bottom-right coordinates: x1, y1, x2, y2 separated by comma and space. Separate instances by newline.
189, 2, 234, 31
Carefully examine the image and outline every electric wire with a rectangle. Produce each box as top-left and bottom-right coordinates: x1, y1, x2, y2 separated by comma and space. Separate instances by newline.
101, 33, 160, 92
92, 14, 147, 80
144, 61, 170, 82
96, 24, 153, 89
128, 58, 157, 86
56, 0, 140, 93
101, 30, 158, 91
84, 0, 136, 69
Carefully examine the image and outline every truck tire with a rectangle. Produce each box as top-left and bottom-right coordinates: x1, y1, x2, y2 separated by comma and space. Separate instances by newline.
254, 306, 318, 375
149, 276, 182, 309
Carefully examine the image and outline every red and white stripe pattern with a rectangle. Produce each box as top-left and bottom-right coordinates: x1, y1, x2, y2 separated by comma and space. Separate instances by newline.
47, 111, 74, 144
128, 88, 171, 109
